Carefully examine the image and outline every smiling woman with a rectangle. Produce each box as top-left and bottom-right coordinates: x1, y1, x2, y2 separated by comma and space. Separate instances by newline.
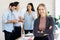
33, 3, 55, 40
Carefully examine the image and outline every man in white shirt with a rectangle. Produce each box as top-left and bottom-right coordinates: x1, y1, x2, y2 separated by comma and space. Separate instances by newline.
12, 2, 24, 39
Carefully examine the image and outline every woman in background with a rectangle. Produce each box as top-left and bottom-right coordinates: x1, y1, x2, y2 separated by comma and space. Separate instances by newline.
24, 3, 35, 34
33, 3, 54, 40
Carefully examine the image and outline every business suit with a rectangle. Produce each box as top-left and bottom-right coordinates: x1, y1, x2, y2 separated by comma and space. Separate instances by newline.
33, 16, 54, 40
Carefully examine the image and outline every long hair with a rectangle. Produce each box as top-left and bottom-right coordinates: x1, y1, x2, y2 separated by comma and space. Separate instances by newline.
27, 3, 35, 11
37, 3, 48, 18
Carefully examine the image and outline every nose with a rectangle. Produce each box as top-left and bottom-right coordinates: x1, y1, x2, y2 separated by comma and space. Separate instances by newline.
40, 10, 43, 13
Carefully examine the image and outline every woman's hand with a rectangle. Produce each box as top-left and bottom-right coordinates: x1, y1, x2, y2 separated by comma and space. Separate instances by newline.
38, 31, 43, 33
49, 26, 52, 29
43, 34, 48, 36
40, 31, 43, 33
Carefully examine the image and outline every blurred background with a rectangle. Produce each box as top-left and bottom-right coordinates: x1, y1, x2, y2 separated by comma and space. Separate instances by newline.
0, 0, 59, 40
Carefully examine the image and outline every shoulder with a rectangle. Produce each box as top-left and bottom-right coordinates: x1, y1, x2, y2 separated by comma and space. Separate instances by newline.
34, 17, 39, 23
24, 12, 27, 18
47, 16, 53, 19
47, 16, 54, 22
24, 11, 28, 15
3, 9, 10, 16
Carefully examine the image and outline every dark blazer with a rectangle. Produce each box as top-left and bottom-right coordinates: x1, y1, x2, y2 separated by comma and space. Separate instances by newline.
33, 16, 55, 40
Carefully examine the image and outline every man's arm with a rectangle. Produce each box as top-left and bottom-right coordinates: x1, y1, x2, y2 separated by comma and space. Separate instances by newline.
18, 16, 24, 22
6, 20, 18, 24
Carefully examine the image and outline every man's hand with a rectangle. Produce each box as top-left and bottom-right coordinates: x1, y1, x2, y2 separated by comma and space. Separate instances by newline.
19, 16, 23, 19
12, 20, 18, 24
18, 16, 24, 22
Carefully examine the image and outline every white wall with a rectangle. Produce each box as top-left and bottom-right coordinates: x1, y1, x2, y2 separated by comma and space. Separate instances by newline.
55, 0, 60, 19
0, 0, 55, 40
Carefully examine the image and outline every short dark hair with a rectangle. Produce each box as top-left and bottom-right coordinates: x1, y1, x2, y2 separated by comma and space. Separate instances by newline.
27, 3, 35, 11
9, 2, 14, 7
14, 1, 19, 7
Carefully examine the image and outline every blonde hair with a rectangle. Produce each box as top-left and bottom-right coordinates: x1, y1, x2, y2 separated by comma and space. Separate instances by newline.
37, 3, 48, 17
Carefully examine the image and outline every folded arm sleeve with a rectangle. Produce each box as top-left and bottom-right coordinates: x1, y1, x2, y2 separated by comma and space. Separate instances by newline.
44, 17, 55, 34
